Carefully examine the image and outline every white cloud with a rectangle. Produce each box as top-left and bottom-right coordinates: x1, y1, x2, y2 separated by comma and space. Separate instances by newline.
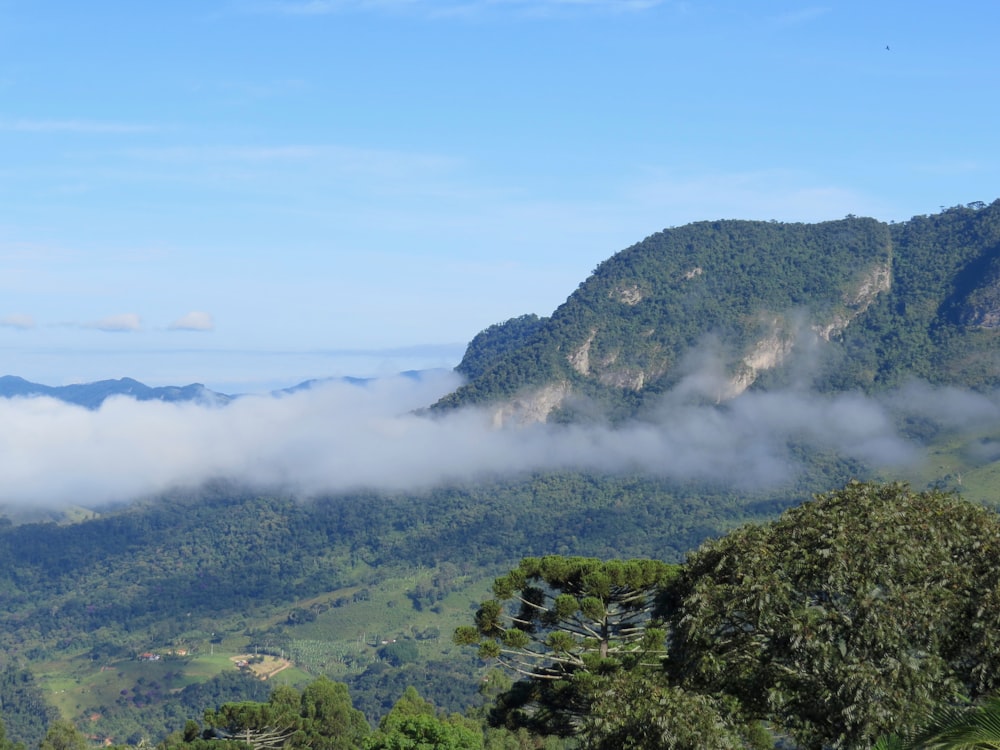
169, 312, 215, 332
119, 143, 459, 185
0, 363, 988, 509
0, 314, 35, 330
88, 313, 142, 332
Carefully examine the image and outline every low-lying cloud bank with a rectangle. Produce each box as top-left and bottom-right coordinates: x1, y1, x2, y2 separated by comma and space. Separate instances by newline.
0, 370, 994, 508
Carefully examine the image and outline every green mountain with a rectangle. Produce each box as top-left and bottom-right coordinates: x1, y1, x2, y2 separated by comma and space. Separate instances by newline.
436, 201, 1000, 422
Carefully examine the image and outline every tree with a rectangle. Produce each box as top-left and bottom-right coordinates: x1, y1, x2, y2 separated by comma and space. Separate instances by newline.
363, 714, 483, 750
873, 694, 1000, 749
666, 481, 1000, 749
378, 640, 419, 667
202, 677, 369, 750
38, 720, 88, 750
455, 556, 678, 735
363, 687, 483, 750
375, 687, 436, 723
203, 699, 298, 750
580, 673, 762, 750
298, 676, 370, 750
457, 556, 678, 678
0, 716, 23, 750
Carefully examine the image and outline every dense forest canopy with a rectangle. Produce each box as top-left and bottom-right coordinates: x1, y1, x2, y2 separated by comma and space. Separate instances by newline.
438, 201, 1000, 420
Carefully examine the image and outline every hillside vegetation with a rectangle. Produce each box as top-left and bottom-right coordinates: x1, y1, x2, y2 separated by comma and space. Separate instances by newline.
0, 472, 848, 744
437, 201, 1000, 422
5, 483, 999, 750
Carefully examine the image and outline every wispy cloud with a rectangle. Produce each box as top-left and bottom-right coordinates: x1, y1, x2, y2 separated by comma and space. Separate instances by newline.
913, 159, 986, 176
169, 312, 215, 332
621, 168, 885, 223
87, 313, 142, 332
0, 314, 35, 330
245, 0, 663, 17
0, 118, 157, 134
119, 143, 461, 185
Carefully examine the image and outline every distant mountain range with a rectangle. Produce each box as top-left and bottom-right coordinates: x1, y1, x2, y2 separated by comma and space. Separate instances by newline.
0, 370, 438, 410
0, 376, 232, 409
435, 200, 1000, 423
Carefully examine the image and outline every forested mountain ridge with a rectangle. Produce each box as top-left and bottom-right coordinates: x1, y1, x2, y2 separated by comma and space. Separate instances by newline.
436, 201, 1000, 423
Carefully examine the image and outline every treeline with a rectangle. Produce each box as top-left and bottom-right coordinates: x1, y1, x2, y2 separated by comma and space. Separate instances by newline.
0, 668, 58, 750
74, 672, 273, 749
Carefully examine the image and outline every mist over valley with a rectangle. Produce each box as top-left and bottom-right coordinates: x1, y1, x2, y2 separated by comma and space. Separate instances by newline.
0, 363, 995, 511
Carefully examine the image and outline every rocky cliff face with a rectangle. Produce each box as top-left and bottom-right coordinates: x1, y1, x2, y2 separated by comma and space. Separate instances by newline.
490, 256, 894, 425
957, 254, 1000, 329
441, 202, 1000, 423
813, 260, 893, 341
489, 381, 572, 427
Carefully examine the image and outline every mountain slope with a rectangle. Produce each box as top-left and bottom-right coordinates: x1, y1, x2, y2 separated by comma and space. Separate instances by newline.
437, 201, 1000, 423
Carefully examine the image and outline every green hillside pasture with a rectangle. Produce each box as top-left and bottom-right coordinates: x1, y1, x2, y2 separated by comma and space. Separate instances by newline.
279, 567, 492, 678
32, 566, 478, 722
40, 654, 193, 719
41, 649, 315, 726
887, 425, 1000, 507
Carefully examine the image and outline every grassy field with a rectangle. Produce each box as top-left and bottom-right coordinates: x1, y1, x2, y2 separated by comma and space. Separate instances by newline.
888, 424, 1000, 506
35, 564, 494, 725
284, 568, 492, 677
41, 654, 193, 719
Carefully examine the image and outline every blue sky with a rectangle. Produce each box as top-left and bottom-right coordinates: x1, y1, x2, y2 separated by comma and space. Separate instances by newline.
2, 0, 998, 393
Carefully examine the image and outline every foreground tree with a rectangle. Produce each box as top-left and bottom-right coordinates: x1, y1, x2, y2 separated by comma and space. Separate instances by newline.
874, 694, 1000, 749
200, 677, 369, 750
38, 721, 87, 750
666, 481, 1000, 749
299, 678, 370, 750
455, 556, 678, 735
580, 672, 765, 750
0, 717, 23, 750
457, 556, 678, 677
363, 687, 483, 750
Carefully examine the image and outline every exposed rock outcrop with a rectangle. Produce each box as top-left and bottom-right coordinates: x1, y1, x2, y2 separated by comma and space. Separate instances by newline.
490, 382, 571, 427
